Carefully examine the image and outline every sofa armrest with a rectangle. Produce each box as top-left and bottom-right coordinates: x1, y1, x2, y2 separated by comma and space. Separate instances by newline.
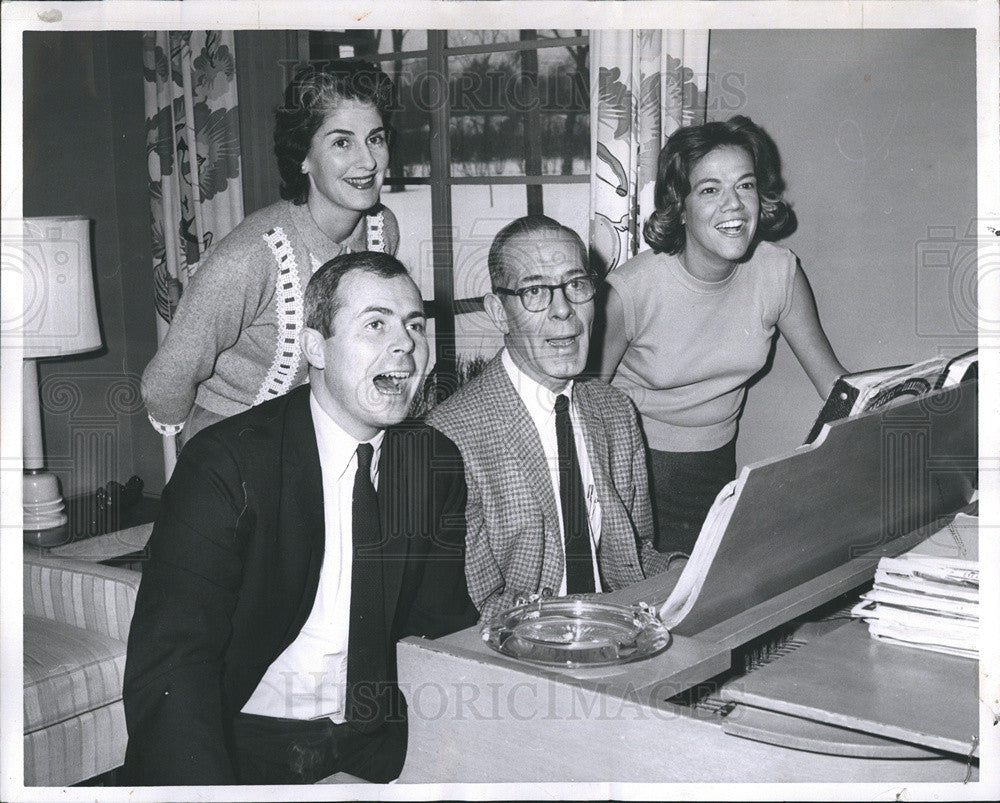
23, 549, 141, 641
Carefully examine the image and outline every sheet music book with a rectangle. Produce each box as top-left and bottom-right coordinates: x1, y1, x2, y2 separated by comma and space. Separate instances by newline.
656, 475, 745, 629
804, 349, 977, 444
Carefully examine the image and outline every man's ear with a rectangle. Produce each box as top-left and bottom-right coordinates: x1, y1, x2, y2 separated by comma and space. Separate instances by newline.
483, 293, 510, 335
300, 327, 327, 370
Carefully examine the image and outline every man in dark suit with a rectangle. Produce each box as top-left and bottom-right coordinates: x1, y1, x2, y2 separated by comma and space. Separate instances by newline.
427, 216, 677, 623
123, 252, 477, 785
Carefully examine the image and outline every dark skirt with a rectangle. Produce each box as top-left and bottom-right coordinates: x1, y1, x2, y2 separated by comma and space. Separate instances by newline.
649, 438, 737, 555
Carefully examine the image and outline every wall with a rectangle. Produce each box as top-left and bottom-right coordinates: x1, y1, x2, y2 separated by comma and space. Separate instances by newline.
23, 31, 165, 497
706, 29, 977, 468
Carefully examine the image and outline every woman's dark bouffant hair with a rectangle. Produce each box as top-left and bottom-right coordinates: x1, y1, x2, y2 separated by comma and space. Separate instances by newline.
274, 60, 396, 205
643, 115, 792, 255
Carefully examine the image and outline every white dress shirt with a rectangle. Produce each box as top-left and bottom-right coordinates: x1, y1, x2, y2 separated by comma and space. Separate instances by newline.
501, 348, 603, 594
241, 392, 383, 721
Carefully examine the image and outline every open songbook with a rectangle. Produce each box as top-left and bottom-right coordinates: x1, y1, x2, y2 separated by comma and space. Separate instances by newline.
656, 474, 743, 629
804, 348, 978, 444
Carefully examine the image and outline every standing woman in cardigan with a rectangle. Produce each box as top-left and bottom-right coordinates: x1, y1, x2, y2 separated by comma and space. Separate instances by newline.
142, 61, 400, 443
599, 116, 846, 555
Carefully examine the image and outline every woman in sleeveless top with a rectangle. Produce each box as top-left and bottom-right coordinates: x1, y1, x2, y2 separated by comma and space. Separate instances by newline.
142, 61, 401, 443
599, 116, 846, 554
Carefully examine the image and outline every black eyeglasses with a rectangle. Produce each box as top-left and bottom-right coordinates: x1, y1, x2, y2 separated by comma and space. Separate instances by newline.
493, 276, 597, 313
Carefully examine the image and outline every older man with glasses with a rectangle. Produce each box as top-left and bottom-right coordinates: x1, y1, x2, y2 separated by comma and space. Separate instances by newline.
427, 215, 677, 623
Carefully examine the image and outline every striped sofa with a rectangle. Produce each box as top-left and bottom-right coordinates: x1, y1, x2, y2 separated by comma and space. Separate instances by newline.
23, 549, 141, 786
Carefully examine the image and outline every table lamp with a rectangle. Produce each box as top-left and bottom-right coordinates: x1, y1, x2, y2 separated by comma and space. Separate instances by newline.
20, 216, 103, 545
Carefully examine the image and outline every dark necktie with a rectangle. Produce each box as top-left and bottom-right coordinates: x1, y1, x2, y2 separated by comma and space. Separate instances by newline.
554, 394, 596, 594
345, 442, 389, 732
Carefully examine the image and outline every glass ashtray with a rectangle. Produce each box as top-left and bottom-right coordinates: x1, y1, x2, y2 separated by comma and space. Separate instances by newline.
484, 596, 671, 667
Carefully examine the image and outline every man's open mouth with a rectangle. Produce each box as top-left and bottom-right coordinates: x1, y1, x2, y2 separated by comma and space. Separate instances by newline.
373, 371, 411, 394
546, 335, 579, 349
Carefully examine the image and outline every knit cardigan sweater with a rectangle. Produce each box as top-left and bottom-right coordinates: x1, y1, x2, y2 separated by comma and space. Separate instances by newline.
141, 199, 398, 430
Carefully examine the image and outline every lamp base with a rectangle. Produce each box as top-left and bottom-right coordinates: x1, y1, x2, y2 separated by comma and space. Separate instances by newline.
24, 523, 71, 548
23, 469, 70, 547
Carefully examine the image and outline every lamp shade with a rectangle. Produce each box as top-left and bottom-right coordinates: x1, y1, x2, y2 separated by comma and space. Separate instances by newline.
18, 216, 102, 359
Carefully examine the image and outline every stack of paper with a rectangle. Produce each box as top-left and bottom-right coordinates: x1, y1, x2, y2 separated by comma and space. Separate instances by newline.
851, 513, 978, 658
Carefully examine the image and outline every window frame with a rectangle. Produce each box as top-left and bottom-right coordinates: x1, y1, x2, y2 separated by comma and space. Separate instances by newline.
361, 30, 591, 377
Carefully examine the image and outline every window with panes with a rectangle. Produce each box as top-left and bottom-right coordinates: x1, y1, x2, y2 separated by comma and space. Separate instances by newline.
307, 29, 591, 380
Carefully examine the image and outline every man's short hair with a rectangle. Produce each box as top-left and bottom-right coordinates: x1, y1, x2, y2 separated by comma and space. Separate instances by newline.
304, 251, 410, 338
487, 215, 590, 290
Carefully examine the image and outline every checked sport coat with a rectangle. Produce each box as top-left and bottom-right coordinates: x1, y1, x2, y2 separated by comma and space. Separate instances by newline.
426, 351, 669, 622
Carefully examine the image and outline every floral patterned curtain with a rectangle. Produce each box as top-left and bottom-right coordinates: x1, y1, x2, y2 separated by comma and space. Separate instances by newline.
590, 30, 709, 274
142, 31, 244, 474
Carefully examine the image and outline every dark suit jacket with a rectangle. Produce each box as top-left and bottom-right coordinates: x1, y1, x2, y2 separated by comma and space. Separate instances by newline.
427, 352, 670, 622
122, 385, 476, 784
